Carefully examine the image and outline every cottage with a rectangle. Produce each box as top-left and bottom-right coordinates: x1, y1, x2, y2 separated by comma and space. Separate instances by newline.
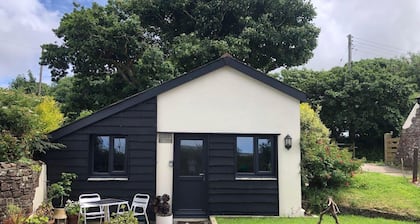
43, 55, 306, 218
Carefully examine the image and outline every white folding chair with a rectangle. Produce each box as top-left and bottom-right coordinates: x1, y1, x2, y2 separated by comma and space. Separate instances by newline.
78, 193, 105, 224
130, 193, 150, 224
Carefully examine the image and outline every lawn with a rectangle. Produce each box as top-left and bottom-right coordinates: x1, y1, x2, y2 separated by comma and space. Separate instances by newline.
336, 172, 420, 218
216, 215, 416, 224
217, 172, 420, 224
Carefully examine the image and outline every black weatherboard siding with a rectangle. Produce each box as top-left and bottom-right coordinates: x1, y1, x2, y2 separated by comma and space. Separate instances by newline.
207, 134, 278, 215
43, 98, 157, 202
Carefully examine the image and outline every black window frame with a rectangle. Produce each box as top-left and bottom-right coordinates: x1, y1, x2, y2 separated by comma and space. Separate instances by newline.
235, 135, 276, 177
90, 135, 128, 176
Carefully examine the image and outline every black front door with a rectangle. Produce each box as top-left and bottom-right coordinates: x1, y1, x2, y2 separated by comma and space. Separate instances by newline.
173, 134, 207, 217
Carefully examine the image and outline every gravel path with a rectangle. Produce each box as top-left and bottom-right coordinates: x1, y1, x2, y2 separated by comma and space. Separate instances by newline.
361, 163, 412, 177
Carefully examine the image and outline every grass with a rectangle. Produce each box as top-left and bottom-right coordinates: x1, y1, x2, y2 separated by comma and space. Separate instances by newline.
217, 171, 420, 223
336, 172, 420, 217
216, 215, 416, 224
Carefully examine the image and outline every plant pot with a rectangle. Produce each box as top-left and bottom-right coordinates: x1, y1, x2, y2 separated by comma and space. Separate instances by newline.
67, 214, 78, 224
156, 214, 173, 224
53, 208, 67, 223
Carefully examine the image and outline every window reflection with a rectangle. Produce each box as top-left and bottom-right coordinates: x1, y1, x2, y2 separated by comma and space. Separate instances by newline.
113, 138, 126, 171
258, 138, 272, 172
93, 135, 126, 174
180, 140, 203, 176
236, 137, 254, 172
94, 136, 109, 172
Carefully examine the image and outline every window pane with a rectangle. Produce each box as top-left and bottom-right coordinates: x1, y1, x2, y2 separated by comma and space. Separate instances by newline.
236, 137, 254, 172
94, 136, 109, 172
180, 140, 203, 176
113, 137, 126, 171
258, 138, 272, 172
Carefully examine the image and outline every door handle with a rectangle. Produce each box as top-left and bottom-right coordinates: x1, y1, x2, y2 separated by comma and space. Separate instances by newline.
199, 173, 206, 181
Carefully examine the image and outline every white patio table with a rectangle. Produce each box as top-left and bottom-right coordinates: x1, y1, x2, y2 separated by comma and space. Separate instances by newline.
84, 198, 130, 222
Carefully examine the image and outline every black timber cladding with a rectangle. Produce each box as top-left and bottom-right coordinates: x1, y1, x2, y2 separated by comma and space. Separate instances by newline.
42, 98, 157, 203
49, 56, 306, 141
207, 134, 278, 215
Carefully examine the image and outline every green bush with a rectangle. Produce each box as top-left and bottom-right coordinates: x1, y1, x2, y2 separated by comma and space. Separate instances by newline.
26, 215, 49, 224
109, 211, 138, 224
300, 103, 362, 212
0, 89, 64, 162
47, 172, 77, 207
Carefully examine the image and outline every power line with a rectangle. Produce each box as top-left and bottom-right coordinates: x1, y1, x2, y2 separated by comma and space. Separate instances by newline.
352, 36, 409, 54
353, 40, 406, 56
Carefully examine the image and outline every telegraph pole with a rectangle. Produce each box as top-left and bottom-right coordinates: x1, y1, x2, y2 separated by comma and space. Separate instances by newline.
347, 34, 352, 78
38, 64, 43, 96
347, 34, 355, 157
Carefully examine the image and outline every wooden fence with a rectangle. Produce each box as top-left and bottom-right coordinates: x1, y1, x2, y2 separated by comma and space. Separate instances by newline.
384, 132, 399, 164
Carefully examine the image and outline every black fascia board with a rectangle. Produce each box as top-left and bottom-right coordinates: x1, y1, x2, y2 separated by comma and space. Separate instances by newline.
49, 56, 306, 140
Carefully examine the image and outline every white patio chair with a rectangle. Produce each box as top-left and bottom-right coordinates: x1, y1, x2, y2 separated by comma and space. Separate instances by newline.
130, 193, 150, 224
79, 193, 105, 224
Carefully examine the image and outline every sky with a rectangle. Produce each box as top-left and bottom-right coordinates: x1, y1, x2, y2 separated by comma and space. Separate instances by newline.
1, 0, 420, 88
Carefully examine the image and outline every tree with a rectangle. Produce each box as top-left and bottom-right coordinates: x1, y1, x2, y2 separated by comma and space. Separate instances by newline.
0, 89, 64, 162
283, 58, 416, 160
135, 0, 320, 73
41, 0, 320, 114
10, 71, 51, 96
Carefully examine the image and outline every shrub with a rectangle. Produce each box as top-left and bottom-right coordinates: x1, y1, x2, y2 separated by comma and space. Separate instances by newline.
109, 211, 137, 224
3, 204, 27, 224
47, 173, 77, 207
153, 194, 172, 216
25, 215, 49, 224
0, 89, 64, 162
300, 103, 362, 212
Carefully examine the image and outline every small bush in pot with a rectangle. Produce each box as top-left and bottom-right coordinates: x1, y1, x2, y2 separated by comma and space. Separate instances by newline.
47, 172, 77, 208
35, 202, 54, 223
152, 194, 172, 216
65, 200, 79, 224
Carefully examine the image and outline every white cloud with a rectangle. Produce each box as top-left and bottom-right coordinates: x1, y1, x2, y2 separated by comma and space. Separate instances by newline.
0, 0, 60, 87
305, 0, 420, 70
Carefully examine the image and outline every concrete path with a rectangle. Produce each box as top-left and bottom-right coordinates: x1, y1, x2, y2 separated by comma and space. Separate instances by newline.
361, 163, 412, 177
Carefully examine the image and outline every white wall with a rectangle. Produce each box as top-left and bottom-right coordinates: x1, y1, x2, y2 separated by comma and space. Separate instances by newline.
156, 133, 174, 199
33, 163, 47, 212
156, 66, 303, 216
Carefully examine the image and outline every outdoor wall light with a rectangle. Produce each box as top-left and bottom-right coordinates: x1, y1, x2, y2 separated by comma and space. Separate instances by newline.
284, 134, 292, 150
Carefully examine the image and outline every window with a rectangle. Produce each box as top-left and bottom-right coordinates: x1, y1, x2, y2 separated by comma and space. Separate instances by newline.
92, 136, 127, 175
236, 136, 275, 176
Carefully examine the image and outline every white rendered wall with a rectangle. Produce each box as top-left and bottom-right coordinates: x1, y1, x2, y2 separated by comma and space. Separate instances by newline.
403, 103, 419, 129
156, 133, 174, 199
156, 66, 303, 217
33, 163, 47, 212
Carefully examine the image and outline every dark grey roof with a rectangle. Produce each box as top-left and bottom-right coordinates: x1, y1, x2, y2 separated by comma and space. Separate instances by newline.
49, 56, 306, 140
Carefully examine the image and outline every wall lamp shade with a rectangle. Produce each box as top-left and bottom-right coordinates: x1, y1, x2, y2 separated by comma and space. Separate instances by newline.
284, 134, 292, 150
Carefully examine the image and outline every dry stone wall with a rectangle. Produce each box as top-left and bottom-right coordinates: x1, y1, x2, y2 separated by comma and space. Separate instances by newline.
396, 101, 420, 168
0, 162, 40, 219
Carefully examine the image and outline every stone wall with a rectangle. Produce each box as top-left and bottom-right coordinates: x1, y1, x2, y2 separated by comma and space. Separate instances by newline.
0, 162, 41, 219
396, 100, 420, 168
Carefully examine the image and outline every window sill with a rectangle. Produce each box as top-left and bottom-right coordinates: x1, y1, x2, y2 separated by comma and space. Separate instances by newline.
235, 177, 277, 181
87, 177, 129, 181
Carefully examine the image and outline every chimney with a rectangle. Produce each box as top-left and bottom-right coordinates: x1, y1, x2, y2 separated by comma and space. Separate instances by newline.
417, 97, 420, 104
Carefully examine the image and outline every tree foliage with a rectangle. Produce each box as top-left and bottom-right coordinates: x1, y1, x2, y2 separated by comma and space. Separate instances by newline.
300, 103, 360, 188
300, 103, 361, 212
10, 70, 51, 96
41, 0, 319, 117
35, 97, 64, 133
0, 89, 64, 162
283, 58, 417, 159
